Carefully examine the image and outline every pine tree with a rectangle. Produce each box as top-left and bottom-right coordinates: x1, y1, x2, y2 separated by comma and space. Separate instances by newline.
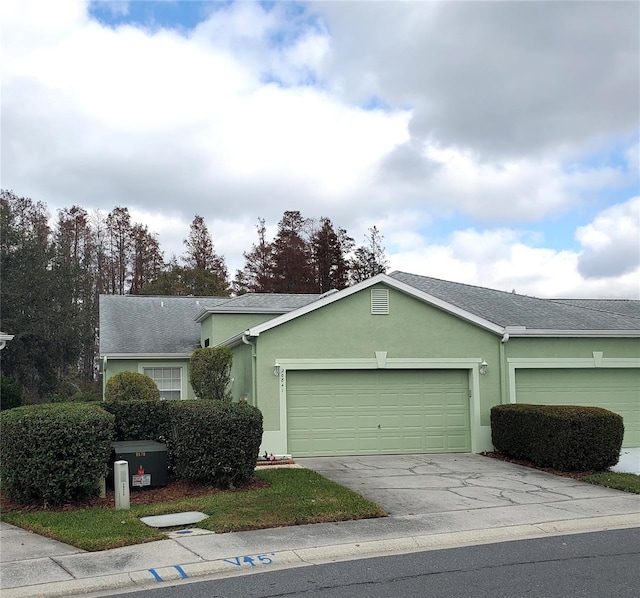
269, 211, 315, 293
130, 224, 164, 295
310, 217, 354, 293
183, 215, 229, 293
233, 218, 274, 294
0, 191, 57, 399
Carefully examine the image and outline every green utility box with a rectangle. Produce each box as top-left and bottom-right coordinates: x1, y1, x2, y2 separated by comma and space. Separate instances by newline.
110, 440, 168, 488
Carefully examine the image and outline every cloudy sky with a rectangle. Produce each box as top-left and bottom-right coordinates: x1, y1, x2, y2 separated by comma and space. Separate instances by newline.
2, 0, 639, 298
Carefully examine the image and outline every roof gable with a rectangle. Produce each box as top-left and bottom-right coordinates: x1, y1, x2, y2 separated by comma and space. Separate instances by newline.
241, 274, 506, 340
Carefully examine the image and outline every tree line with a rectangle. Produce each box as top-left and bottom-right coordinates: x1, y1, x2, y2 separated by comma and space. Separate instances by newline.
0, 190, 388, 402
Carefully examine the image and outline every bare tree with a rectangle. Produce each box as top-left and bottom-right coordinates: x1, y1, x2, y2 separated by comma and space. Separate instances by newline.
349, 225, 388, 283
106, 207, 132, 295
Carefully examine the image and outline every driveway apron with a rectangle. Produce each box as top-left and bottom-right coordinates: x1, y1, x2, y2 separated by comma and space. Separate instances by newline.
297, 453, 640, 521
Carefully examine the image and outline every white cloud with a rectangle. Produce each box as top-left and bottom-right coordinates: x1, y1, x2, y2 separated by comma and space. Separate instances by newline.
388, 199, 640, 299
1, 0, 638, 298
576, 197, 640, 279
317, 1, 639, 158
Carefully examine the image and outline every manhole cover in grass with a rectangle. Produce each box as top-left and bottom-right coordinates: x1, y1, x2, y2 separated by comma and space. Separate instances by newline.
140, 511, 209, 528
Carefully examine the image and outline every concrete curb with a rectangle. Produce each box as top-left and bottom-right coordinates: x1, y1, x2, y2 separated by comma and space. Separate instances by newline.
3, 515, 638, 598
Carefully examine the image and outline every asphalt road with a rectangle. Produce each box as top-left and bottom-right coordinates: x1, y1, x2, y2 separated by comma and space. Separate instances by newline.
103, 528, 640, 598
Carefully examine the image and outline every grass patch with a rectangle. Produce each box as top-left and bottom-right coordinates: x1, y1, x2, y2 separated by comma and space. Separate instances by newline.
0, 469, 385, 551
582, 472, 640, 494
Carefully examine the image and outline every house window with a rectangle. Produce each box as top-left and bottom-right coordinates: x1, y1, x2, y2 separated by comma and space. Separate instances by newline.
143, 367, 182, 400
371, 289, 389, 315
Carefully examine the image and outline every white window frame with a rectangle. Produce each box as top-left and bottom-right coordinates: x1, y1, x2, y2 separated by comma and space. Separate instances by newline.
143, 367, 182, 400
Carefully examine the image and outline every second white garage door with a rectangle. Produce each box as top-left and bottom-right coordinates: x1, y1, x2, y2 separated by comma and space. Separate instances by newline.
287, 369, 471, 457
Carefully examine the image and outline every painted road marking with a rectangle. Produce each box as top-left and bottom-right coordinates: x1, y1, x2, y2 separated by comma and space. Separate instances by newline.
174, 565, 189, 579
148, 569, 163, 582
223, 554, 275, 568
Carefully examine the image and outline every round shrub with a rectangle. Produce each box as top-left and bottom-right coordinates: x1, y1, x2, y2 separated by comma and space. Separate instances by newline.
170, 401, 262, 487
105, 371, 160, 402
0, 403, 115, 506
491, 404, 624, 471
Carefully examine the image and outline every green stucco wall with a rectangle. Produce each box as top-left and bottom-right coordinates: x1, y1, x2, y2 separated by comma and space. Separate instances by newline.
251, 284, 502, 432
103, 358, 196, 399
200, 313, 283, 347
229, 342, 254, 404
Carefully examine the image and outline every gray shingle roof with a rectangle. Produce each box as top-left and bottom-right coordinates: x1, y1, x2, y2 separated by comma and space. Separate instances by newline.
100, 275, 640, 356
206, 293, 321, 311
550, 299, 640, 319
100, 293, 322, 355
390, 271, 640, 331
100, 295, 229, 355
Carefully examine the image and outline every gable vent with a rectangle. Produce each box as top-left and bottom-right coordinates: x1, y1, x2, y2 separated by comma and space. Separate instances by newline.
371, 288, 389, 315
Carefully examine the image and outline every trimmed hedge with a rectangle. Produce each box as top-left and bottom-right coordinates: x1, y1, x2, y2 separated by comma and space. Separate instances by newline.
170, 401, 263, 487
105, 372, 160, 402
0, 403, 114, 506
491, 404, 623, 471
102, 399, 172, 443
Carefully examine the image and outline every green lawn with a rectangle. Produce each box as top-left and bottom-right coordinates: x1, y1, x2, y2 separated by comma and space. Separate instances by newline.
0, 468, 386, 551
582, 472, 640, 494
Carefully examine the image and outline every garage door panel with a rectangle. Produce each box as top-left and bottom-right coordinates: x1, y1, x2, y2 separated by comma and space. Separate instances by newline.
447, 434, 471, 451
446, 413, 469, 428
515, 368, 639, 447
287, 369, 471, 456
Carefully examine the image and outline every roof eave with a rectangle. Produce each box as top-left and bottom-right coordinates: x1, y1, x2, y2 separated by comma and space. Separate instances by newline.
506, 329, 640, 338
195, 307, 292, 322
101, 353, 194, 359
217, 332, 247, 348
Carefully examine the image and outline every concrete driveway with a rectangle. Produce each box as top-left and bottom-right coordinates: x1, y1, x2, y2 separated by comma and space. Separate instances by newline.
297, 453, 640, 522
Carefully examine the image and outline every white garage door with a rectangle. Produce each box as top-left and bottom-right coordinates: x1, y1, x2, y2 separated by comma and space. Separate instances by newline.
287, 369, 471, 457
515, 368, 640, 447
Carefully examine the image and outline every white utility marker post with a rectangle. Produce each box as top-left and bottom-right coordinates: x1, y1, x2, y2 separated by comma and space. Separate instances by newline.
114, 460, 130, 510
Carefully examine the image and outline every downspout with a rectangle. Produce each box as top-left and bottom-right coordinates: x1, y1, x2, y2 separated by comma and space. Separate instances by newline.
499, 332, 509, 404
242, 334, 257, 407
102, 356, 108, 401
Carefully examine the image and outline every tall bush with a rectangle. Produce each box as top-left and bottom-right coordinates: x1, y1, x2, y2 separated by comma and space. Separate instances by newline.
0, 375, 21, 410
0, 403, 114, 505
105, 371, 160, 401
190, 346, 233, 400
170, 401, 262, 487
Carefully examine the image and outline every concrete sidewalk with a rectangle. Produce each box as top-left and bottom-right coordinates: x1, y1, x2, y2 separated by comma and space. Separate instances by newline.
1, 454, 639, 598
